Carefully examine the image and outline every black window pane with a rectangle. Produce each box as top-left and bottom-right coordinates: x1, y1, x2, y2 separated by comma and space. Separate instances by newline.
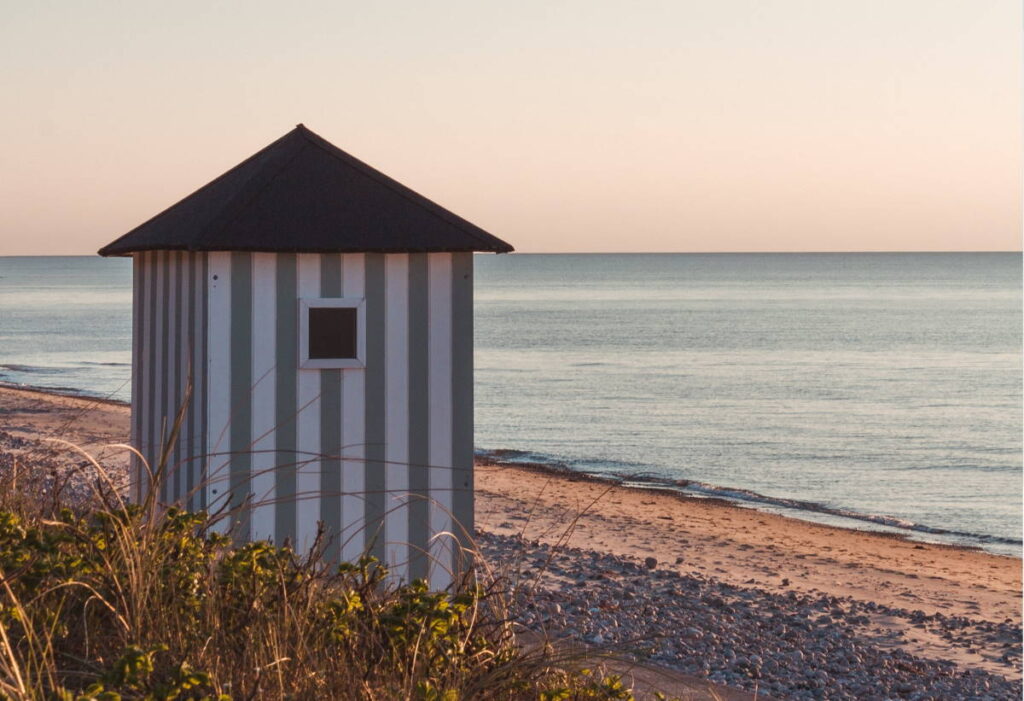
309, 307, 357, 359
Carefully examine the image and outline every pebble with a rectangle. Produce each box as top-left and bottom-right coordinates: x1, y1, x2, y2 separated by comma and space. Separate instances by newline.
477, 531, 1023, 701
0, 430, 129, 505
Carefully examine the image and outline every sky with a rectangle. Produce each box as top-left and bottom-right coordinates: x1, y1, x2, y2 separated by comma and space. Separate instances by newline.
0, 0, 1020, 254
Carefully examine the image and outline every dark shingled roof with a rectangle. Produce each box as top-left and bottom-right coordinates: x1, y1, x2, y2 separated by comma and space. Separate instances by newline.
98, 125, 513, 256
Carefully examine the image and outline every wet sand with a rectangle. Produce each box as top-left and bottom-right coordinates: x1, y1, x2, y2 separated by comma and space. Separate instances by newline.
475, 457, 1021, 679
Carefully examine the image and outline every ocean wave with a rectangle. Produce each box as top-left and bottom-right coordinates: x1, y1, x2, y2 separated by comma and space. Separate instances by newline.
0, 379, 95, 395
0, 363, 65, 375
476, 448, 1023, 550
654, 478, 1023, 547
892, 462, 1019, 472
0, 380, 128, 401
478, 448, 650, 473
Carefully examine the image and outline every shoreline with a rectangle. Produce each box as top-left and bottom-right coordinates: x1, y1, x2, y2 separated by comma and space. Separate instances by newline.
474, 458, 1021, 616
0, 379, 130, 408
476, 452, 1020, 558
1, 378, 1018, 567
4, 377, 1017, 558
0, 384, 1020, 694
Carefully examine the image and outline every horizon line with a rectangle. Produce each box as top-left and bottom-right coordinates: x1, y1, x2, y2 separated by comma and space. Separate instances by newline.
1, 249, 1023, 258
1, 250, 1021, 258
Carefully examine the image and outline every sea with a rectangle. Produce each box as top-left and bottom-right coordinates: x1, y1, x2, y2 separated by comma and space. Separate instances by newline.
1, 253, 1021, 555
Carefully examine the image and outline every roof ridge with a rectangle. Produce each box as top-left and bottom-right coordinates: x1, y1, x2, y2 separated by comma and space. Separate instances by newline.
293, 126, 502, 250
196, 135, 310, 249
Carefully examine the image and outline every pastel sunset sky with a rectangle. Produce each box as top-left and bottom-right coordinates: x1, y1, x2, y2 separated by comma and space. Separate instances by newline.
1, 1, 1020, 254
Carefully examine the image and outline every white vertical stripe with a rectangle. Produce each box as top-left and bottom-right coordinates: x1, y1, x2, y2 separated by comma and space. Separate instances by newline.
206, 252, 232, 527
385, 254, 410, 580
192, 255, 206, 511
153, 251, 166, 501
296, 254, 322, 553
427, 253, 454, 589
340, 254, 366, 561
250, 254, 277, 541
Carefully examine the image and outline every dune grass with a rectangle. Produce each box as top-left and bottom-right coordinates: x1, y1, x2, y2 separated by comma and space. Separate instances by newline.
0, 434, 656, 701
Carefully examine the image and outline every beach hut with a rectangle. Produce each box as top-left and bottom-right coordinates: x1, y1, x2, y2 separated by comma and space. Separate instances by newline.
98, 124, 513, 586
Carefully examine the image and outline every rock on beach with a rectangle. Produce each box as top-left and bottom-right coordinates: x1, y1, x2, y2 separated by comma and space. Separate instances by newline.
478, 531, 1023, 701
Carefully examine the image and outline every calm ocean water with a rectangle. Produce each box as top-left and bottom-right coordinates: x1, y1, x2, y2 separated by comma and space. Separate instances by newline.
1, 254, 1021, 554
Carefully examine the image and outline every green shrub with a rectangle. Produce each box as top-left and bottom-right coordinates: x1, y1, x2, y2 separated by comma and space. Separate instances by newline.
0, 459, 643, 700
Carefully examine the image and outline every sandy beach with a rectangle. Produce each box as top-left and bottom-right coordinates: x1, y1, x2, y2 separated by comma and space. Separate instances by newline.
475, 458, 1021, 655
475, 460, 1021, 697
1, 384, 1020, 698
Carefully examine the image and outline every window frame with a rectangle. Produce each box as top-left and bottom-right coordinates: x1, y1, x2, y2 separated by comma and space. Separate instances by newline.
298, 297, 366, 369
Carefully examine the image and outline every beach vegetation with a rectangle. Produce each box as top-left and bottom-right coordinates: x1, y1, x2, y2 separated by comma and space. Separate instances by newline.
0, 443, 650, 700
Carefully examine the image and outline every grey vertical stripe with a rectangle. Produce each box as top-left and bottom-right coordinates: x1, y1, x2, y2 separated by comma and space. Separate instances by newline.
161, 251, 172, 501
165, 252, 174, 504
320, 254, 343, 560
199, 253, 209, 511
165, 253, 174, 503
158, 251, 170, 499
407, 254, 430, 581
131, 254, 144, 503
451, 253, 474, 555
185, 254, 196, 511
172, 253, 184, 503
165, 252, 175, 503
146, 252, 157, 500
363, 254, 386, 561
146, 252, 155, 498
275, 254, 298, 545
160, 251, 167, 504
229, 252, 253, 540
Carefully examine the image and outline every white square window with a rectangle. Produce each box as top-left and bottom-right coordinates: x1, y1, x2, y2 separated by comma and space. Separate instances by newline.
298, 298, 366, 369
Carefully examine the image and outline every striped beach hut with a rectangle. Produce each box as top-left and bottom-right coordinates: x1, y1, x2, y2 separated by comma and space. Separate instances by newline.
98, 125, 513, 587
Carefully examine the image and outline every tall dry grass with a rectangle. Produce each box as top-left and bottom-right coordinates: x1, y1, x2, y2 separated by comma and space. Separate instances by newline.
0, 418, 646, 700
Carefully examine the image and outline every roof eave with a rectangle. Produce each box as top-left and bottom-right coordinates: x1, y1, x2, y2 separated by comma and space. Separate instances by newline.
98, 243, 514, 257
